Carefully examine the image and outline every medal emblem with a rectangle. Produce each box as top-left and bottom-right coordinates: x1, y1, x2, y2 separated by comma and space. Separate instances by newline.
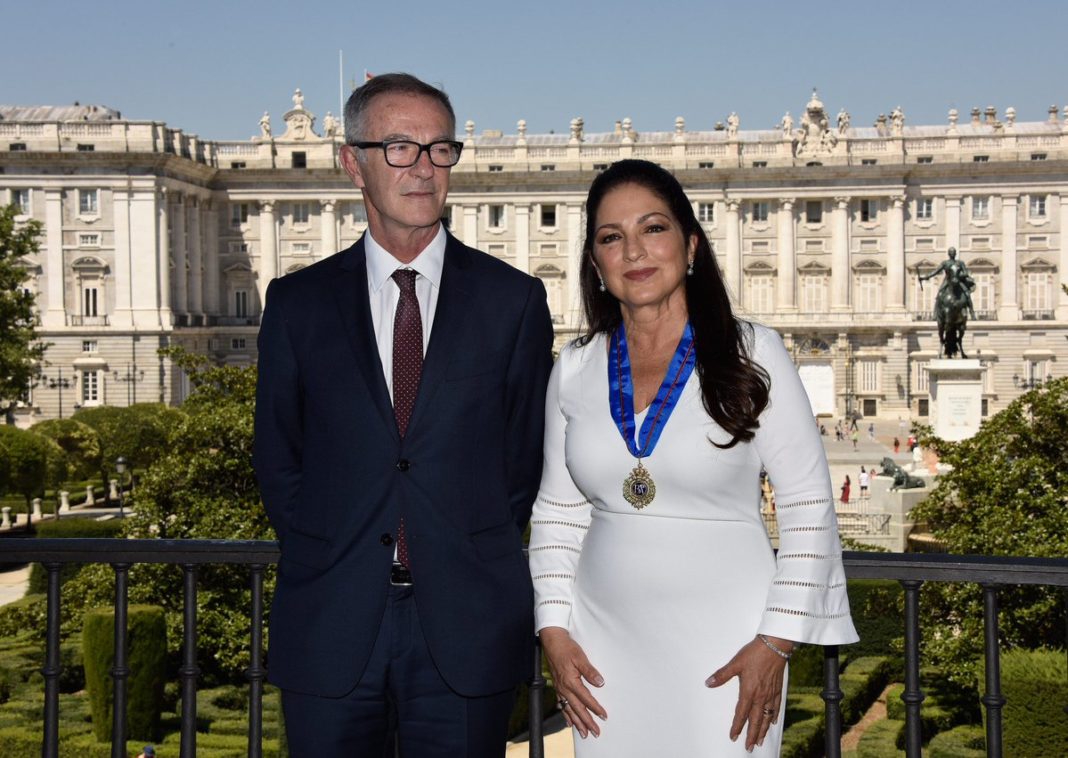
623, 461, 656, 509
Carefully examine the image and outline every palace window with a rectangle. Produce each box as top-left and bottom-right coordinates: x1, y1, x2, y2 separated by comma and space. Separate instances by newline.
1031, 153, 1048, 161
698, 161, 715, 169
540, 204, 557, 228
973, 272, 996, 315
231, 338, 247, 350
12, 188, 30, 215
351, 203, 368, 223
234, 290, 249, 318
751, 202, 769, 223
488, 164, 503, 172
916, 198, 933, 220
912, 272, 936, 314
857, 360, 880, 393
540, 164, 555, 172
81, 370, 101, 406
971, 196, 990, 220
745, 272, 775, 313
1029, 195, 1047, 218
1024, 271, 1052, 313
77, 144, 95, 152
9, 143, 27, 151
973, 155, 989, 162
800, 273, 828, 313
79, 189, 99, 215
805, 201, 823, 224
79, 233, 100, 247
859, 199, 878, 223
861, 159, 877, 166
752, 161, 767, 168
291, 202, 311, 225
913, 360, 929, 393
698, 203, 715, 223
291, 152, 307, 169
856, 272, 883, 312
83, 286, 99, 317
292, 242, 311, 255
230, 162, 246, 169
230, 203, 250, 227
488, 204, 505, 229
82, 340, 98, 353
916, 156, 933, 164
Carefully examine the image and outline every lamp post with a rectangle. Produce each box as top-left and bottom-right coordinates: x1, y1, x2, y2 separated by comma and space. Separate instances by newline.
112, 363, 146, 406
115, 456, 129, 518
37, 368, 73, 419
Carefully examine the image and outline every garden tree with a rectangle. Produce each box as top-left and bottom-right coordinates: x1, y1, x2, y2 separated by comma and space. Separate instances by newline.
0, 204, 47, 417
72, 403, 184, 487
64, 347, 273, 681
0, 424, 66, 506
910, 377, 1068, 689
30, 417, 103, 481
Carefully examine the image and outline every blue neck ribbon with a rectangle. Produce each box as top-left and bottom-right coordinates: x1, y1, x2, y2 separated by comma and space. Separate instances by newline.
607, 321, 697, 460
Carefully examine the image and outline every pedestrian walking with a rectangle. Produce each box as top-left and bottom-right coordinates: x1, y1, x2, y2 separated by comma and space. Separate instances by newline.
893, 436, 900, 453
840, 475, 851, 505
858, 466, 870, 499
867, 422, 875, 441
851, 429, 859, 450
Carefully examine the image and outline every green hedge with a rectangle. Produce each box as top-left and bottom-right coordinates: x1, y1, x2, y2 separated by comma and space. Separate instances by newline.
995, 648, 1068, 757
928, 724, 986, 757
82, 605, 167, 742
856, 717, 905, 757
27, 518, 125, 595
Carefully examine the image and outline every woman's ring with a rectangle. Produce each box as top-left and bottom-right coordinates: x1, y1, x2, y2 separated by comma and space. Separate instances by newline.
762, 707, 775, 717
558, 698, 570, 709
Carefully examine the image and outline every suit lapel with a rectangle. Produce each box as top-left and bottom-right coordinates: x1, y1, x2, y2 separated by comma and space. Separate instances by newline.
331, 239, 399, 441
406, 234, 472, 435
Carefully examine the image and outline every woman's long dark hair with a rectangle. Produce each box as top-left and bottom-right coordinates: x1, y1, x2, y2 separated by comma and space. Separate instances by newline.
577, 159, 770, 448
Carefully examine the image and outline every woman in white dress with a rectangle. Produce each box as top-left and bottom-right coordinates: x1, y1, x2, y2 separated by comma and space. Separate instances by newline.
529, 160, 858, 756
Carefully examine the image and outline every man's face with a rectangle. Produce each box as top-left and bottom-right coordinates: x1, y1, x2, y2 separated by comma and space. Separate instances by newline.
341, 93, 454, 241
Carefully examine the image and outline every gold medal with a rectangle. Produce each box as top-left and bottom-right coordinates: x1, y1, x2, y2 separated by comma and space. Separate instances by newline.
623, 460, 656, 510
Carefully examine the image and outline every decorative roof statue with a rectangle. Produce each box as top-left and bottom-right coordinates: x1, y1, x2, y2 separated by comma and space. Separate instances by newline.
780, 111, 793, 137
794, 90, 837, 158
726, 112, 739, 138
281, 89, 315, 140
322, 112, 339, 138
947, 108, 959, 134
292, 88, 305, 110
890, 106, 905, 137
258, 111, 272, 139
836, 108, 850, 134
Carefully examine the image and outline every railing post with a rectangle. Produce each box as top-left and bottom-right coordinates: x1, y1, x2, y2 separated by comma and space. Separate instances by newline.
822, 644, 843, 758
179, 564, 199, 758
111, 563, 131, 758
528, 636, 545, 758
246, 564, 266, 758
41, 562, 62, 758
900, 579, 925, 757
982, 584, 1006, 758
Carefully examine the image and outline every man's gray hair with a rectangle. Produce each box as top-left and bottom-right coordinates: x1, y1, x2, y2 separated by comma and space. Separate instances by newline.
343, 73, 456, 145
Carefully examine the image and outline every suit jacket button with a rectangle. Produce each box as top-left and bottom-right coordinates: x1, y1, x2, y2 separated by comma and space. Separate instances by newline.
396, 459, 411, 472
380, 533, 394, 547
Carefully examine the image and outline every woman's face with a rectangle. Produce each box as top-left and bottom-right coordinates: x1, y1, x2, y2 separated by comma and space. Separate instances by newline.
591, 183, 695, 313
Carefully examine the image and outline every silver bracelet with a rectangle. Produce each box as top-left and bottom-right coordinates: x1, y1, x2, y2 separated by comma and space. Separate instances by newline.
757, 634, 792, 660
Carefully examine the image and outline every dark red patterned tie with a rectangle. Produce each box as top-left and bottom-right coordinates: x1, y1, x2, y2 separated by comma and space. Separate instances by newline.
392, 269, 422, 568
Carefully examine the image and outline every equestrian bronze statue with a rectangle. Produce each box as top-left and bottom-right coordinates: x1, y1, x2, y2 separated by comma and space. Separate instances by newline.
920, 247, 975, 359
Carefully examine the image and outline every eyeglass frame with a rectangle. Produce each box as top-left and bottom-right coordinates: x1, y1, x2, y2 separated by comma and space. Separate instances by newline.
350, 139, 464, 168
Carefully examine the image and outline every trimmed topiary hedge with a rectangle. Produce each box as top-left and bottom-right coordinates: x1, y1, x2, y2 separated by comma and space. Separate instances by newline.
27, 518, 125, 595
82, 605, 167, 743
928, 724, 986, 757
994, 648, 1068, 757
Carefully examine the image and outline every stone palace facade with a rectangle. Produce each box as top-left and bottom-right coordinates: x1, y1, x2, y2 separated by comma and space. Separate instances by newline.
2, 91, 1066, 424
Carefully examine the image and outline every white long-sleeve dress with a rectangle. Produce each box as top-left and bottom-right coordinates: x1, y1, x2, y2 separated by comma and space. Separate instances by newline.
529, 323, 858, 757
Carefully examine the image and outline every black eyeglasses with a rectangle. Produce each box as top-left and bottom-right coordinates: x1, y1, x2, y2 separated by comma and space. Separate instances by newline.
351, 139, 463, 168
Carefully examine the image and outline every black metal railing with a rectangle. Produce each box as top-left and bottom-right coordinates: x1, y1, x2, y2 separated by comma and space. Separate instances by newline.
1, 541, 1067, 758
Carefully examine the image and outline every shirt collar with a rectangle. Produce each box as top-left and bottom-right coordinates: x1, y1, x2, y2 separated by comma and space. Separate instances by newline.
365, 225, 446, 292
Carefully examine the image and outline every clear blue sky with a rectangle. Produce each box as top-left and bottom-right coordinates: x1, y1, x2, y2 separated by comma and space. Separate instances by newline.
5, 0, 1066, 140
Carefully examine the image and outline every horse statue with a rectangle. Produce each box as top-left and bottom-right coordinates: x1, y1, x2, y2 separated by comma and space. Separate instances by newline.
920, 247, 975, 359
879, 457, 926, 490
933, 276, 971, 359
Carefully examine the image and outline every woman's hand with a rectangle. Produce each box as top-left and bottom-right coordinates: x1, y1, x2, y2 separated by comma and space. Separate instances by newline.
538, 626, 607, 738
705, 635, 793, 750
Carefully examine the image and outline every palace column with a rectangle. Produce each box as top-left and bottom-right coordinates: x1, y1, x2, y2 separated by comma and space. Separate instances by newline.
515, 203, 531, 273
831, 196, 851, 311
203, 199, 220, 316
1059, 194, 1068, 319
945, 196, 962, 252
998, 195, 1018, 320
776, 198, 796, 311
462, 205, 478, 247
257, 200, 278, 306
43, 189, 65, 327
172, 192, 188, 317
886, 194, 906, 311
320, 199, 337, 259
128, 182, 160, 328
111, 185, 134, 327
724, 200, 741, 306
157, 187, 172, 326
187, 197, 203, 317
566, 202, 583, 327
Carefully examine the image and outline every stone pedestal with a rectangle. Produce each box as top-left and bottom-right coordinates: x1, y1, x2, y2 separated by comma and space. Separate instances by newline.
1, 507, 10, 529
855, 474, 933, 551
927, 359, 984, 441
59, 490, 70, 513
85, 485, 95, 506
32, 499, 42, 519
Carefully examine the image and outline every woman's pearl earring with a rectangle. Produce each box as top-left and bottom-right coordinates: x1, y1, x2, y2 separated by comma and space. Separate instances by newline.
687, 261, 694, 276
598, 276, 607, 292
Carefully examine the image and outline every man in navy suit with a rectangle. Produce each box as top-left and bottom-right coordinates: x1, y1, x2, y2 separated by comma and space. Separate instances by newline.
253, 73, 554, 756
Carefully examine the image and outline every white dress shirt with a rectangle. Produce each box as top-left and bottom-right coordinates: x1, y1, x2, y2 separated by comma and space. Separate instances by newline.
364, 225, 446, 402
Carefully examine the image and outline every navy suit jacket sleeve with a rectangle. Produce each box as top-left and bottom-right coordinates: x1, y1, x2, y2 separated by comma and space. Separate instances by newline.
253, 277, 303, 544
504, 278, 554, 532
